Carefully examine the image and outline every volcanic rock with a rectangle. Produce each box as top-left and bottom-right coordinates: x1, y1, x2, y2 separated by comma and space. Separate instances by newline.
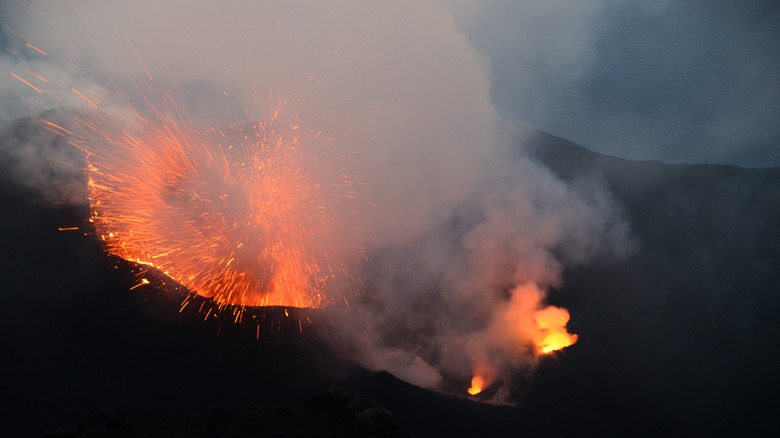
36, 389, 413, 438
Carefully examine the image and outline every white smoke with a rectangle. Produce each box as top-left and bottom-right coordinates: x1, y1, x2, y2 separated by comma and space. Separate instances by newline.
1, 0, 635, 398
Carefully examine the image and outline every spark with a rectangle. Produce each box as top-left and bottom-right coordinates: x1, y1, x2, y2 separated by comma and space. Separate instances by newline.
8, 6, 370, 326
41, 119, 74, 135
129, 278, 150, 290
10, 72, 43, 93
81, 86, 367, 311
68, 1, 89, 24
25, 70, 47, 82
25, 43, 47, 55
125, 36, 154, 82
71, 88, 98, 108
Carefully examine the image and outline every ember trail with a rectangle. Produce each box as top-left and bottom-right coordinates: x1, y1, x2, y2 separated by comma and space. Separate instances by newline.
84, 96, 361, 309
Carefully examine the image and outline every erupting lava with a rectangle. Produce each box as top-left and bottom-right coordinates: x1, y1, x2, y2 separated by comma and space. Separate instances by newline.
533, 305, 578, 354
466, 301, 578, 396
82, 93, 364, 309
467, 375, 485, 396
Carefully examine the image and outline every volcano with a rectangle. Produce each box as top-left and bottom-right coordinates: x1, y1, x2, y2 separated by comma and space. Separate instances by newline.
1, 112, 778, 436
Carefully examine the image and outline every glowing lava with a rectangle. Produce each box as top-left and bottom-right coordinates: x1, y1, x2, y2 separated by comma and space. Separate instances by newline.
465, 300, 578, 395
533, 305, 578, 354
82, 94, 363, 309
467, 375, 485, 395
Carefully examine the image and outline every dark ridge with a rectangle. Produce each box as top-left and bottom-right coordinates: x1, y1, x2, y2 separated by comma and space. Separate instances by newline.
520, 125, 780, 436
337, 370, 525, 438
38, 387, 413, 438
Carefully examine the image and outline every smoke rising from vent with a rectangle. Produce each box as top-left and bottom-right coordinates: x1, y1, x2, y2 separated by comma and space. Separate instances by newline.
1, 0, 635, 398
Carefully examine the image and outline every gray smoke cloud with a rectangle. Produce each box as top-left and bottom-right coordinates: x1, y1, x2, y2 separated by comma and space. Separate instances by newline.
0, 109, 88, 205
1, 0, 635, 398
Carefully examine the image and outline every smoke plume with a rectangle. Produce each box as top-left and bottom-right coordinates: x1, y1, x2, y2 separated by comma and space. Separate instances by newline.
1, 0, 635, 399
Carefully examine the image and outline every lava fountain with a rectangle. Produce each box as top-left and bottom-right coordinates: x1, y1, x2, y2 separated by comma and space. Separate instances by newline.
81, 89, 365, 309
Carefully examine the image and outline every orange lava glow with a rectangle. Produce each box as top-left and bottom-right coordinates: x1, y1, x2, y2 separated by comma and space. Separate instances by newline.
467, 375, 486, 395
533, 305, 578, 354
82, 95, 363, 309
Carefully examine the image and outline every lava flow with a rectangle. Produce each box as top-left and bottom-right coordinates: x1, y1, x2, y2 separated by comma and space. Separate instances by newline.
82, 93, 363, 310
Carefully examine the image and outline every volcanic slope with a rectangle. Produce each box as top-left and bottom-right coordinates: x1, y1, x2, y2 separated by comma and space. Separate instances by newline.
517, 126, 780, 436
1, 112, 779, 436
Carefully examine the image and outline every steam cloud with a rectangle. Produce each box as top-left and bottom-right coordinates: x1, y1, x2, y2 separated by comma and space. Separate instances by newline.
1, 1, 635, 399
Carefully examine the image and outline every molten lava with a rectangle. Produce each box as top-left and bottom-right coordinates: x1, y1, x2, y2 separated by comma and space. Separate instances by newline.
533, 305, 578, 354
467, 375, 485, 395
465, 300, 578, 395
83, 96, 363, 309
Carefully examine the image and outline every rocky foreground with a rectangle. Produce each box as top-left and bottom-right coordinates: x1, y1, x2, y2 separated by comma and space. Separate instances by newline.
39, 387, 413, 438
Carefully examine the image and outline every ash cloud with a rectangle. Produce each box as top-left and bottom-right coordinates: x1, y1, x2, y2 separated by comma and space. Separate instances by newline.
2, 0, 635, 398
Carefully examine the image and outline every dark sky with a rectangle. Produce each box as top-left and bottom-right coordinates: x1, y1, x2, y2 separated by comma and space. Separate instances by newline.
459, 1, 780, 167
